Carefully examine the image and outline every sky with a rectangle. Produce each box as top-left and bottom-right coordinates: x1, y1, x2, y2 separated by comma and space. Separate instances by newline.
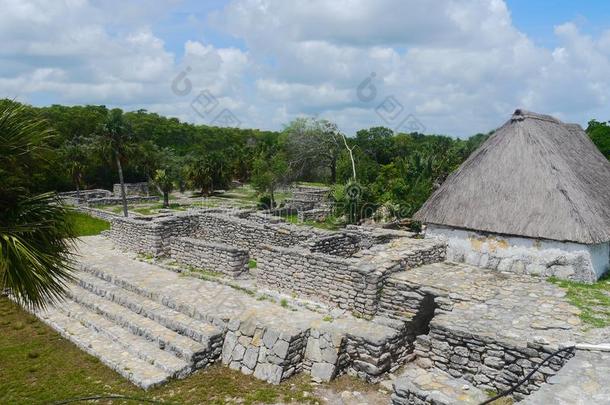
2, 0, 610, 137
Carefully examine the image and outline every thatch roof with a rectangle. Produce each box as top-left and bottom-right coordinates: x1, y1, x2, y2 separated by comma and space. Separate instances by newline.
414, 109, 610, 244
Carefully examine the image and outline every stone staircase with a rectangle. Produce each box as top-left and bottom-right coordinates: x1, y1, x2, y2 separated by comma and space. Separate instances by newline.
33, 267, 225, 389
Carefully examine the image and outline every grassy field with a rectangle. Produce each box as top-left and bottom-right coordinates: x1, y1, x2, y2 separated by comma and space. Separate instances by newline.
549, 274, 610, 328
0, 297, 321, 405
67, 211, 110, 237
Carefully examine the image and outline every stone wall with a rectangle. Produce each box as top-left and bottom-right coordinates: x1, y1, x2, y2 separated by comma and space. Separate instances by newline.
87, 196, 159, 206
170, 237, 249, 278
107, 213, 196, 256
414, 324, 573, 398
256, 245, 382, 316
298, 207, 332, 222
306, 233, 361, 257
59, 189, 113, 205
426, 225, 609, 283
221, 316, 308, 384
113, 182, 150, 196
193, 212, 320, 258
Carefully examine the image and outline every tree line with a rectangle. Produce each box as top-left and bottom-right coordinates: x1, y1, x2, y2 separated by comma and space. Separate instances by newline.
1, 99, 609, 308
2, 98, 608, 222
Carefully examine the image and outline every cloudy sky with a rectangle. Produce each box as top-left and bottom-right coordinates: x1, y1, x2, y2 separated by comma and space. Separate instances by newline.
2, 0, 610, 137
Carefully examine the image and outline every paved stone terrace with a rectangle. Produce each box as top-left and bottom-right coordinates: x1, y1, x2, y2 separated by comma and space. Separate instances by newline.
521, 350, 610, 404
390, 261, 610, 347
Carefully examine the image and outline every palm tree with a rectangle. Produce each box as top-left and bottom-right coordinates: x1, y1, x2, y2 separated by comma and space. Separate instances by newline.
62, 137, 90, 203
0, 102, 77, 309
153, 169, 174, 208
98, 109, 132, 217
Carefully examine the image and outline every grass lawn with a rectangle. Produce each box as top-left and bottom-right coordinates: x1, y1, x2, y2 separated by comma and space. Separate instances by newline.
549, 274, 610, 328
67, 211, 110, 237
282, 213, 342, 231
0, 297, 321, 405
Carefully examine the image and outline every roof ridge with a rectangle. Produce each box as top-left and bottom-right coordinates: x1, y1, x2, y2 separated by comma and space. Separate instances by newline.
511, 109, 561, 124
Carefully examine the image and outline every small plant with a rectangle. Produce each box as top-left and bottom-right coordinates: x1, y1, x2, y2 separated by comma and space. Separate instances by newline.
322, 315, 333, 322
248, 259, 257, 269
280, 298, 289, 308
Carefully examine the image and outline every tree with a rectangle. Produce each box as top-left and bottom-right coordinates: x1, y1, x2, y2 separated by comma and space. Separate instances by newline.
250, 151, 289, 209
587, 119, 610, 160
0, 102, 77, 309
282, 118, 345, 183
153, 169, 175, 208
183, 152, 231, 196
97, 109, 133, 217
61, 137, 91, 202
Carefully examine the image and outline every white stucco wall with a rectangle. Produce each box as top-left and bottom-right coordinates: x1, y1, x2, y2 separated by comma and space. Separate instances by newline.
425, 225, 609, 283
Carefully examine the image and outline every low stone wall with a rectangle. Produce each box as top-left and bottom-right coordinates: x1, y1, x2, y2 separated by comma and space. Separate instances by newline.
194, 213, 320, 257
306, 233, 361, 257
59, 189, 113, 205
414, 324, 573, 398
107, 213, 196, 256
256, 245, 381, 316
170, 237, 249, 278
113, 182, 149, 196
298, 207, 332, 222
427, 225, 608, 283
87, 196, 159, 206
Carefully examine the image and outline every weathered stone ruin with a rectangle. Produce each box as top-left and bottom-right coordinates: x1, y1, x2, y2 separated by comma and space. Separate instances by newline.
28, 205, 608, 403
284, 185, 333, 222
59, 183, 158, 207
113, 181, 150, 196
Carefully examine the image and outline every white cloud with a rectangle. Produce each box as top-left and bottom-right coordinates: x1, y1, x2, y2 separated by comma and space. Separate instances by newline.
1, 0, 610, 136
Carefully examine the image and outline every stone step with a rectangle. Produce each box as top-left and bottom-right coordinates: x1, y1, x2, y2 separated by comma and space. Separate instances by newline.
56, 299, 192, 378
391, 363, 490, 405
34, 305, 172, 389
66, 283, 214, 367
75, 271, 225, 346
78, 264, 233, 329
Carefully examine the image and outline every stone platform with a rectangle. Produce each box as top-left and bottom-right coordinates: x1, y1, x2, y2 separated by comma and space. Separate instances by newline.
521, 350, 610, 405
32, 236, 410, 389
384, 261, 610, 401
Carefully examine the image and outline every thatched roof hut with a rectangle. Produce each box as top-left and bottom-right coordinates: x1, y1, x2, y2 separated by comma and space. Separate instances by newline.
414, 109, 610, 245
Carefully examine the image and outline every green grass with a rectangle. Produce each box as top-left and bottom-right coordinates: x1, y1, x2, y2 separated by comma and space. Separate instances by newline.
0, 297, 320, 405
297, 181, 329, 187
67, 211, 110, 237
133, 203, 186, 215
282, 213, 342, 231
280, 298, 289, 308
549, 274, 610, 328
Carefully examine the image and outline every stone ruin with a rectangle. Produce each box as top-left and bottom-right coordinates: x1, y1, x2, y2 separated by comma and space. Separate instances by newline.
27, 206, 609, 403
113, 181, 150, 197
283, 185, 333, 222
59, 182, 157, 207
